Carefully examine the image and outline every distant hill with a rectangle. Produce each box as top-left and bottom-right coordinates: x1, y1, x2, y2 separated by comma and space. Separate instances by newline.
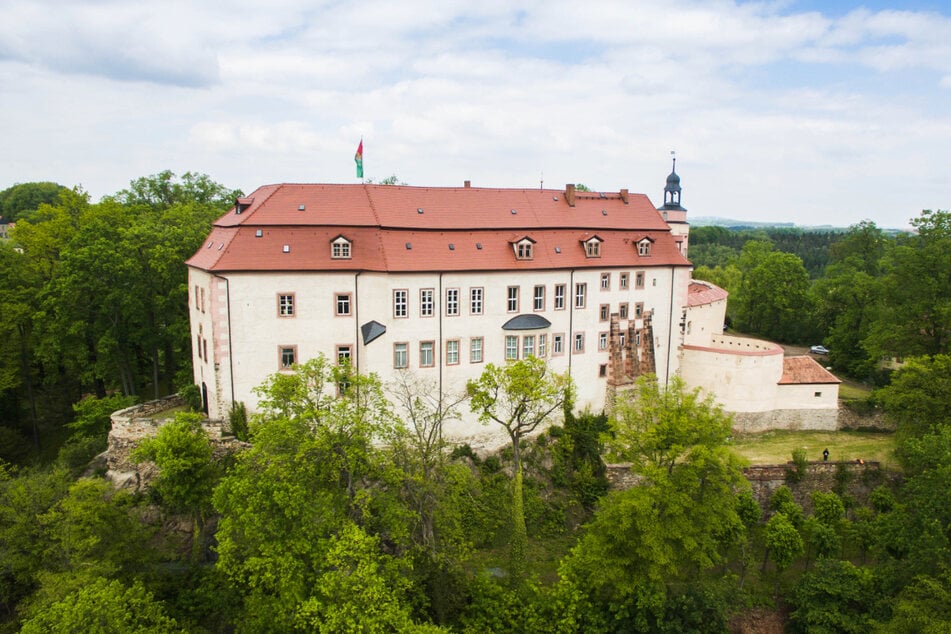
689, 216, 837, 231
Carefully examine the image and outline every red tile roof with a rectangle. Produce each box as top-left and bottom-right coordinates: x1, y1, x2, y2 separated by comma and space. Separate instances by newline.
779, 356, 842, 385
687, 280, 729, 307
188, 183, 690, 273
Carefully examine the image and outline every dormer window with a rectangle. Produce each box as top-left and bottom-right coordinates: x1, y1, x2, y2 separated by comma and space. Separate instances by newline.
637, 237, 653, 257
331, 236, 352, 259
584, 236, 603, 258
513, 237, 535, 260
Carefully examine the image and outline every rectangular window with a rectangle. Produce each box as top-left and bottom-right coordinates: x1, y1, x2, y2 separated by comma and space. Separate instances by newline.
573, 332, 585, 353
620, 272, 629, 289
280, 346, 297, 369
446, 339, 460, 365
336, 293, 351, 316
553, 334, 565, 355
505, 335, 519, 360
470, 287, 483, 315
194, 285, 199, 310
533, 285, 545, 311
619, 303, 629, 319
638, 241, 651, 256
574, 283, 587, 309
203, 338, 208, 362
538, 334, 547, 358
394, 289, 408, 318
394, 343, 408, 369
516, 242, 533, 259
554, 284, 566, 310
278, 293, 295, 317
420, 289, 434, 317
507, 286, 519, 313
470, 337, 483, 363
635, 302, 644, 318
599, 364, 607, 377
337, 345, 352, 364
332, 241, 351, 259
446, 288, 460, 316
522, 335, 535, 359
599, 332, 608, 350
420, 341, 434, 367
635, 271, 645, 289
599, 304, 609, 321
196, 334, 202, 360
600, 273, 610, 290
620, 333, 626, 347
200, 287, 205, 313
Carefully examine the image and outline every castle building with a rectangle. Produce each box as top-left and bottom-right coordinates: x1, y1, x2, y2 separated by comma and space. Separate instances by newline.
186, 164, 838, 439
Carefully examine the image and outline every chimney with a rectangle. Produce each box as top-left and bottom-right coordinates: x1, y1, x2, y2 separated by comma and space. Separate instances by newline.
464, 180, 471, 188
565, 184, 576, 207
619, 188, 629, 204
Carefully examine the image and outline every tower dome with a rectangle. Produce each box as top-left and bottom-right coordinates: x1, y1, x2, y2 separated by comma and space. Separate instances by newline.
659, 157, 686, 212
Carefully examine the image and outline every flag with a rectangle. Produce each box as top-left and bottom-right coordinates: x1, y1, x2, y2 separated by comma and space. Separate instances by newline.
354, 139, 364, 179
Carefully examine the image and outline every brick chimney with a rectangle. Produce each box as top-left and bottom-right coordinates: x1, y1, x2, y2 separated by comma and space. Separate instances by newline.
619, 188, 629, 204
464, 180, 471, 188
565, 184, 576, 207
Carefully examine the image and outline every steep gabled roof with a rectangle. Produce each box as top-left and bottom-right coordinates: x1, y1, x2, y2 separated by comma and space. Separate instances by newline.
779, 356, 841, 385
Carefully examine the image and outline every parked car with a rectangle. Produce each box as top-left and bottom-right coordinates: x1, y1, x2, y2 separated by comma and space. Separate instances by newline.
810, 345, 829, 355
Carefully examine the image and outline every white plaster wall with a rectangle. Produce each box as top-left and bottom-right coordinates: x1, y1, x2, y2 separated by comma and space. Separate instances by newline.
683, 297, 727, 347
775, 383, 839, 410
679, 339, 784, 412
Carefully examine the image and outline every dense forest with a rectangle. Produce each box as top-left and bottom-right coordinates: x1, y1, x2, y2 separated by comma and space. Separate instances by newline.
1, 175, 950, 631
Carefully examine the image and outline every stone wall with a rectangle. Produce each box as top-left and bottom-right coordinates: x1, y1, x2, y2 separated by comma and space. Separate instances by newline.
105, 396, 243, 491
731, 409, 838, 434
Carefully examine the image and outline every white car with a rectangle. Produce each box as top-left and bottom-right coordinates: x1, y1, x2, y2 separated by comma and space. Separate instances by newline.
810, 345, 829, 355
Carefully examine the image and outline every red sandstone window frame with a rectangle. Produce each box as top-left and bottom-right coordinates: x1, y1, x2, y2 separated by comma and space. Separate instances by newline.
599, 304, 609, 322
279, 345, 298, 370
446, 339, 460, 365
470, 287, 484, 315
533, 285, 545, 311
552, 333, 565, 356
619, 303, 629, 319
277, 293, 296, 317
393, 342, 408, 369
600, 272, 610, 290
470, 337, 484, 363
554, 284, 566, 310
573, 332, 585, 354
445, 288, 460, 316
507, 286, 519, 313
419, 341, 435, 368
420, 288, 434, 317
335, 293, 352, 316
393, 289, 408, 318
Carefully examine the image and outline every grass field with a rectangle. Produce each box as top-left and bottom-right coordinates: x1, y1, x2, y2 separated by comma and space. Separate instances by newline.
730, 429, 897, 468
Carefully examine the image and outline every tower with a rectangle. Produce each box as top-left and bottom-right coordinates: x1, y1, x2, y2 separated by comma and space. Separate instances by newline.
657, 155, 689, 258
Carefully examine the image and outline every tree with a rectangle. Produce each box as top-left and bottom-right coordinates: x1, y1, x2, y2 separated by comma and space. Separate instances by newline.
467, 357, 572, 582
789, 559, 875, 633
553, 375, 749, 631
0, 182, 67, 222
866, 209, 951, 359
876, 354, 951, 439
19, 577, 179, 634
763, 512, 804, 598
132, 413, 217, 560
732, 241, 813, 341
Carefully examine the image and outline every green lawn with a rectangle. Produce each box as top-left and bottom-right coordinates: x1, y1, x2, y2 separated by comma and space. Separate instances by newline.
730, 429, 897, 468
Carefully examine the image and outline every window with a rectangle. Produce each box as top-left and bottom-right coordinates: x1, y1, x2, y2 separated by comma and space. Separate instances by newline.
538, 334, 547, 358
507, 286, 519, 312
635, 332, 641, 345
394, 289, 408, 318
505, 335, 519, 360
635, 271, 645, 289
573, 332, 585, 353
533, 285, 545, 311
337, 345, 352, 364
599, 332, 608, 350
635, 302, 644, 318
335, 293, 351, 316
814, 391, 822, 398
446, 339, 460, 365
599, 304, 609, 321
203, 338, 208, 362
574, 283, 587, 309
619, 303, 629, 319
420, 289, 434, 317
420, 341, 434, 367
585, 239, 601, 257
516, 240, 534, 260
194, 285, 199, 310
278, 293, 295, 317
620, 333, 626, 347
470, 288, 483, 315
554, 284, 566, 310
280, 346, 297, 369
638, 240, 651, 256
470, 337, 483, 363
196, 333, 202, 360
332, 238, 351, 259
620, 272, 629, 289
200, 288, 205, 313
522, 335, 535, 359
600, 273, 610, 289
446, 288, 460, 316
599, 364, 607, 377
394, 343, 408, 369
553, 334, 564, 355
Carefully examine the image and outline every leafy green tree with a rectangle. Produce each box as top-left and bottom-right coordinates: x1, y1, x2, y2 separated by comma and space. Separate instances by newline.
554, 375, 748, 631
876, 354, 951, 439
19, 577, 179, 634
880, 572, 951, 633
132, 413, 217, 560
866, 209, 951, 359
0, 181, 67, 222
763, 512, 804, 597
732, 241, 813, 341
789, 559, 875, 633
467, 357, 572, 582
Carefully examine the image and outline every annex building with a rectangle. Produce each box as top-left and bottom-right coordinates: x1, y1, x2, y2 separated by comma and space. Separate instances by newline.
186, 165, 838, 441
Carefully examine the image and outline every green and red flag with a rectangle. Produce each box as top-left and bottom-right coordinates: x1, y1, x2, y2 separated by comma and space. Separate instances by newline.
354, 139, 364, 178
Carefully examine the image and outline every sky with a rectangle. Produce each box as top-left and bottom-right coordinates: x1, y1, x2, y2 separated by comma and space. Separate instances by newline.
2, 0, 950, 229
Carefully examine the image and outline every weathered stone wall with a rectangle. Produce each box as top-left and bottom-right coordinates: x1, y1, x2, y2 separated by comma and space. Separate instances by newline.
837, 406, 892, 431
606, 460, 885, 515
105, 396, 243, 491
731, 409, 838, 434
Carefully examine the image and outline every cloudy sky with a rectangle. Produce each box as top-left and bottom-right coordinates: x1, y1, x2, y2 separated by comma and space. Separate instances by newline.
2, 0, 949, 228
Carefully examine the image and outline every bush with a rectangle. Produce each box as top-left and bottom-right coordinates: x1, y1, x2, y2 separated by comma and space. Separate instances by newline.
56, 435, 107, 474
179, 384, 203, 412
229, 402, 248, 441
